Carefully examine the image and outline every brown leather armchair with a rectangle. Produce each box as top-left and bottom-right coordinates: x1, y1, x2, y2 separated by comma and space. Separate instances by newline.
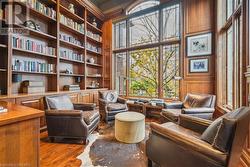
44, 94, 100, 144
98, 90, 128, 123
161, 93, 216, 122
146, 107, 250, 167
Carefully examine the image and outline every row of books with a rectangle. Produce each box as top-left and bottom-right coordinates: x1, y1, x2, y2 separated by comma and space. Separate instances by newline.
87, 30, 102, 42
12, 59, 55, 73
60, 14, 84, 33
12, 36, 56, 56
60, 48, 84, 61
86, 42, 101, 54
21, 0, 56, 20
60, 33, 84, 47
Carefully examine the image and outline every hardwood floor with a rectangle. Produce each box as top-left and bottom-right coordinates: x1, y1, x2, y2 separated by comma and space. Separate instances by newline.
40, 132, 84, 167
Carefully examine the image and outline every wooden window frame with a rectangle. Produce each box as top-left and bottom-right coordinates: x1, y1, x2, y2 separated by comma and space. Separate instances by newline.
113, 0, 181, 99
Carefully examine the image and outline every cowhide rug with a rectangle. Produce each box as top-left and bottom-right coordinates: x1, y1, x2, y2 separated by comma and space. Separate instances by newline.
77, 123, 151, 167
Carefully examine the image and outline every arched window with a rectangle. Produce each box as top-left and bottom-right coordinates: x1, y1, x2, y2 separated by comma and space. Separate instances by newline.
127, 0, 160, 15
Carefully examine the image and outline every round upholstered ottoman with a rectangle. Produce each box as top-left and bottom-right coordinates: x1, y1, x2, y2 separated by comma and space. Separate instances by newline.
115, 112, 145, 143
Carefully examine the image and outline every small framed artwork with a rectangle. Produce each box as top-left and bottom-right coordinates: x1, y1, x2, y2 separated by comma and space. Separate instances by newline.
187, 33, 212, 57
189, 58, 209, 73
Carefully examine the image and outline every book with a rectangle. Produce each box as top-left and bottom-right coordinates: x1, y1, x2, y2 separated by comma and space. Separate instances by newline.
23, 80, 44, 87
63, 85, 80, 91
23, 86, 45, 94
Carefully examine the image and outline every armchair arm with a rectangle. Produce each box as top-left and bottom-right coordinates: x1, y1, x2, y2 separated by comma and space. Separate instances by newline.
150, 122, 227, 164
117, 97, 127, 104
164, 102, 183, 109
99, 98, 108, 105
179, 114, 212, 133
46, 110, 82, 117
182, 108, 215, 114
73, 103, 96, 111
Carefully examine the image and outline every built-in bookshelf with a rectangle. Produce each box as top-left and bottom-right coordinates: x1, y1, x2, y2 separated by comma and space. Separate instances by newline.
0, 0, 105, 96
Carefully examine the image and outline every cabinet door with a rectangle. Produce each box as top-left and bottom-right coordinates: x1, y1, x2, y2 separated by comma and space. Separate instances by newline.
16, 96, 45, 128
79, 93, 91, 103
68, 93, 79, 103
93, 92, 99, 106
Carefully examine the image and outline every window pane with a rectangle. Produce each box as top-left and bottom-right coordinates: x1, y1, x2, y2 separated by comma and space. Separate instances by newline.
115, 52, 127, 95
163, 45, 180, 99
127, 0, 160, 14
162, 4, 180, 40
129, 11, 159, 46
227, 0, 233, 19
129, 48, 158, 97
114, 21, 126, 49
227, 26, 233, 107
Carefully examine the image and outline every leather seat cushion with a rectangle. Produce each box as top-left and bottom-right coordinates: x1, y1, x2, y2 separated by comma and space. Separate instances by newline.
107, 103, 126, 111
47, 95, 74, 110
161, 109, 181, 122
82, 110, 100, 125
183, 94, 213, 108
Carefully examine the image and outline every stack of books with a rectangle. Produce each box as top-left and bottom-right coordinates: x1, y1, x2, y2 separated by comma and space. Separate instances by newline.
12, 36, 56, 56
59, 48, 83, 61
60, 14, 84, 33
12, 59, 55, 73
63, 85, 80, 91
22, 80, 45, 94
60, 33, 84, 47
21, 0, 56, 19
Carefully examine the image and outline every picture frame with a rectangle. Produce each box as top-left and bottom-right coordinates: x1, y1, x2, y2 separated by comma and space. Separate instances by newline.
189, 58, 209, 73
187, 33, 212, 57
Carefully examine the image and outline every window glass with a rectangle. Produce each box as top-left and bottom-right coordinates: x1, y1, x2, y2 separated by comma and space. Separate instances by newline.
163, 45, 180, 99
129, 11, 159, 46
127, 0, 160, 14
227, 26, 233, 107
162, 4, 180, 40
227, 0, 233, 19
115, 52, 127, 95
114, 21, 126, 49
129, 48, 158, 97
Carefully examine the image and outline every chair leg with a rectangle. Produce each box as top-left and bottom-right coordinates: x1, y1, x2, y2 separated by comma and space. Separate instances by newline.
148, 159, 153, 167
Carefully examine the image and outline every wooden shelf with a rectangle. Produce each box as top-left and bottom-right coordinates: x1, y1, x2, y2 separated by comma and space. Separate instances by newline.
14, 24, 57, 40
86, 36, 102, 45
59, 39, 85, 50
86, 75, 102, 78
60, 23, 85, 37
60, 5, 84, 23
86, 63, 102, 67
87, 49, 102, 56
60, 73, 85, 77
60, 57, 85, 64
15, 1, 56, 23
13, 48, 57, 59
0, 44, 7, 48
12, 70, 57, 75
87, 22, 102, 34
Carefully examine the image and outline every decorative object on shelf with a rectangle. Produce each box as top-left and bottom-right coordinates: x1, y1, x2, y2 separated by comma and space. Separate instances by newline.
189, 58, 209, 73
63, 84, 80, 91
23, 20, 40, 31
68, 3, 75, 14
87, 81, 99, 89
87, 58, 95, 64
60, 14, 84, 33
22, 80, 45, 94
75, 76, 81, 83
92, 18, 97, 27
12, 74, 22, 83
0, 106, 8, 113
61, 69, 73, 74
187, 33, 212, 57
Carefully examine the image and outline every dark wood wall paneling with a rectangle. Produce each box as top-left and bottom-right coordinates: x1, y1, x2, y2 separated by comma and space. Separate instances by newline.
180, 0, 215, 100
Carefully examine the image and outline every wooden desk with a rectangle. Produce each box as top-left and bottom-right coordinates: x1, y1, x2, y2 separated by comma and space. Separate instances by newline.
0, 102, 44, 167
127, 102, 164, 117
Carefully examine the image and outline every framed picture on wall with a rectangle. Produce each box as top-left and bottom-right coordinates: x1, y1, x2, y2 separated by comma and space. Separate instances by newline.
189, 58, 209, 73
187, 33, 212, 57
